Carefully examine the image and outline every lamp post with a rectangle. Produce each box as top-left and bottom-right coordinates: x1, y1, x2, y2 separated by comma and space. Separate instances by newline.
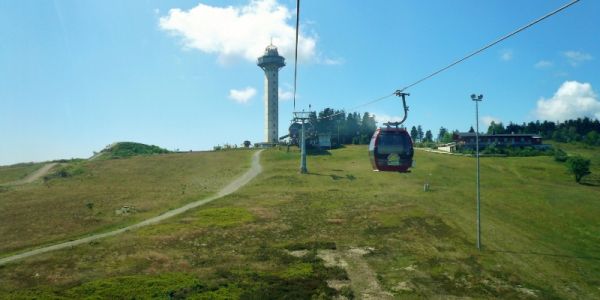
471, 93, 483, 251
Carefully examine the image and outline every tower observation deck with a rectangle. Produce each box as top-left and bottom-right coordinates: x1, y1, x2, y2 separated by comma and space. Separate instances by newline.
257, 44, 285, 143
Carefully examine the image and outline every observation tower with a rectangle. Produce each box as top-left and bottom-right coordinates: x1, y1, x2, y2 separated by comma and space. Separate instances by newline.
257, 44, 285, 143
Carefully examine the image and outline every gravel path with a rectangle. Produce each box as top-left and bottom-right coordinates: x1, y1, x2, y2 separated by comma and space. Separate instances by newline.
0, 150, 263, 266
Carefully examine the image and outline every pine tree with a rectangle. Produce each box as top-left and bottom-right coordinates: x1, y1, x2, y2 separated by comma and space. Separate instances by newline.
437, 127, 448, 142
410, 126, 418, 142
425, 130, 433, 142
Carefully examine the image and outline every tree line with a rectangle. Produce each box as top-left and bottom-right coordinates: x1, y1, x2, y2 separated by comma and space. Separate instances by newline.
307, 108, 377, 145
310, 107, 600, 146
307, 107, 441, 145
484, 118, 600, 146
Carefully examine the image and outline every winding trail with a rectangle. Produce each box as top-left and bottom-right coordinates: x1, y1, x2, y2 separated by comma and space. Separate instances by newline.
6, 163, 58, 186
0, 150, 263, 266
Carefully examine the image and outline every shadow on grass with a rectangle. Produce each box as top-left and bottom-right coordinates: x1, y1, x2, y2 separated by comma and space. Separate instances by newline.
306, 172, 357, 181
578, 174, 600, 186
488, 249, 600, 261
307, 148, 331, 156
579, 176, 600, 186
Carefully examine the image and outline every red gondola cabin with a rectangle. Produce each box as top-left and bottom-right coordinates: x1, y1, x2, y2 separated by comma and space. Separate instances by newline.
369, 127, 414, 172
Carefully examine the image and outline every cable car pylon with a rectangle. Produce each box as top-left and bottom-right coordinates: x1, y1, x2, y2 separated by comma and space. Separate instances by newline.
293, 109, 313, 174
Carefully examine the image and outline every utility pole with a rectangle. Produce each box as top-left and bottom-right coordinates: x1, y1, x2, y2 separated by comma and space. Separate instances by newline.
294, 110, 312, 174
471, 94, 483, 251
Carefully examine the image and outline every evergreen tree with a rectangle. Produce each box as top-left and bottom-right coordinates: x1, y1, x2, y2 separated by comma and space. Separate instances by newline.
505, 122, 523, 134
410, 126, 418, 142
440, 132, 454, 143
360, 112, 377, 144
487, 121, 505, 134
584, 130, 600, 146
437, 127, 448, 142
424, 130, 433, 142
417, 125, 424, 142
345, 113, 361, 144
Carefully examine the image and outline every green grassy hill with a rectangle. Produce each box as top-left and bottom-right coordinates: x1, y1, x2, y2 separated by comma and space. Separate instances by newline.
1, 145, 599, 299
0, 150, 253, 255
95, 141, 171, 159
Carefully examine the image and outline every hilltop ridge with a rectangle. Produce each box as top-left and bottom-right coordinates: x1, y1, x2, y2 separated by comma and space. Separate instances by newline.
93, 141, 170, 160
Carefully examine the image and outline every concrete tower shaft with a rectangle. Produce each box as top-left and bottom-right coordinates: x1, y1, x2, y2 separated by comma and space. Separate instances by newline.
257, 44, 285, 143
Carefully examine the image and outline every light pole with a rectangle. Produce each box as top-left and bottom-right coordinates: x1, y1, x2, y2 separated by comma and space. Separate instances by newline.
471, 93, 483, 251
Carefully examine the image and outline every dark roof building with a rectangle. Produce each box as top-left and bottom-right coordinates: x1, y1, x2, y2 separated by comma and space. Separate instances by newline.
454, 132, 544, 149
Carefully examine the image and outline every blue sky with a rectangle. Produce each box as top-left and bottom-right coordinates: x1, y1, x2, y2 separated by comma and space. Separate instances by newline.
1, 0, 599, 165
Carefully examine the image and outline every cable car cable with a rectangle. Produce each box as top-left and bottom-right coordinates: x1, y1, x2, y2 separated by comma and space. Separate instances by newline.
317, 0, 580, 120
397, 0, 580, 93
293, 0, 300, 111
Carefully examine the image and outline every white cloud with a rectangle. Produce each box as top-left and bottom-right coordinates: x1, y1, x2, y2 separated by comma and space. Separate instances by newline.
535, 81, 600, 121
534, 60, 553, 69
553, 71, 569, 77
322, 57, 344, 65
373, 113, 404, 125
159, 0, 316, 64
500, 49, 513, 61
481, 116, 502, 128
229, 87, 256, 103
563, 50, 593, 66
278, 87, 294, 101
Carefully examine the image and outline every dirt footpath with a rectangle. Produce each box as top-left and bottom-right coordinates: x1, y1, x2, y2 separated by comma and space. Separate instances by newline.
0, 150, 263, 266
6, 163, 57, 185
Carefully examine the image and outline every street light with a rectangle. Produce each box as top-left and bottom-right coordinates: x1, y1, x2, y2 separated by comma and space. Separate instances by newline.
471, 93, 483, 251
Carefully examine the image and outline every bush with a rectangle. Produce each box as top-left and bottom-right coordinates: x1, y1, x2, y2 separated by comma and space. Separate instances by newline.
566, 155, 591, 183
554, 148, 568, 162
482, 143, 500, 155
103, 142, 169, 159
45, 164, 86, 181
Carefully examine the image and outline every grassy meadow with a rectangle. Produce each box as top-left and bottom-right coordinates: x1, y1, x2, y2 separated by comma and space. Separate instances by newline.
0, 150, 253, 255
0, 145, 599, 298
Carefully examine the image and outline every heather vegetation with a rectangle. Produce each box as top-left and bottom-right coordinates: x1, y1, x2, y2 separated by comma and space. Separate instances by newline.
100, 142, 170, 159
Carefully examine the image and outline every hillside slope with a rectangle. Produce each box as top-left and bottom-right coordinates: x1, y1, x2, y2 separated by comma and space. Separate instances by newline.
0, 150, 254, 255
1, 145, 599, 299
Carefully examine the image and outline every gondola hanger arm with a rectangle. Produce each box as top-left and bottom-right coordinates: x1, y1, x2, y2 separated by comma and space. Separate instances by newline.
384, 91, 410, 127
